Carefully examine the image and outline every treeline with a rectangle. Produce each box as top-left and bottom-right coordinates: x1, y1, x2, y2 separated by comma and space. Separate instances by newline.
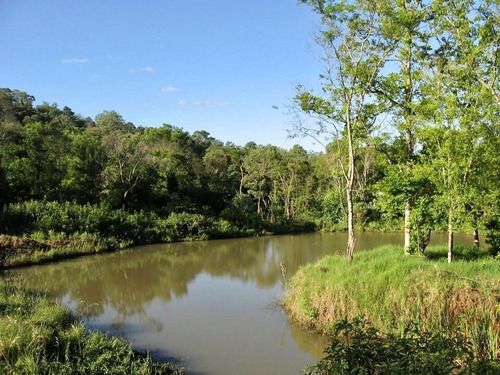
0, 88, 389, 236
0, 85, 499, 253
0, 88, 329, 249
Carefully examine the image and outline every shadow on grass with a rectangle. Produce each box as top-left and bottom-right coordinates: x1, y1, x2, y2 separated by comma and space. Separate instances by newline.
424, 245, 492, 261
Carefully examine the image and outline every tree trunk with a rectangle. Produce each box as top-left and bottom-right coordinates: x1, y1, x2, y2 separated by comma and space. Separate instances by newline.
448, 220, 453, 263
239, 165, 244, 195
473, 228, 480, 248
403, 125, 413, 255
422, 228, 432, 252
346, 110, 356, 262
346, 185, 355, 262
404, 200, 411, 255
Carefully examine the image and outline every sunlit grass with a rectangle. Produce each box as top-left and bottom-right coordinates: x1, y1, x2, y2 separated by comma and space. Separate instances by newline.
284, 245, 500, 361
0, 281, 184, 374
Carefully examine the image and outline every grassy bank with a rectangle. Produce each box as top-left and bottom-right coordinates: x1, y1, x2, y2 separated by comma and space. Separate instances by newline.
283, 245, 500, 362
0, 200, 315, 268
0, 234, 115, 268
0, 281, 183, 374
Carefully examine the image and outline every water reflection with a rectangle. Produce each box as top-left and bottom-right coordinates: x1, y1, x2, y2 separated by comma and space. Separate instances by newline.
6, 233, 404, 317
4, 231, 477, 375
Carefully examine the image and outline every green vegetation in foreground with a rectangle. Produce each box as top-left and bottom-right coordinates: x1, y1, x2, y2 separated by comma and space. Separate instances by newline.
304, 317, 499, 374
0, 281, 184, 374
284, 245, 500, 370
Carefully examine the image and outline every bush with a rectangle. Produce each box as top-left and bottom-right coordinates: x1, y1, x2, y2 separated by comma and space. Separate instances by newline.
486, 216, 500, 258
164, 212, 216, 241
306, 317, 499, 375
221, 194, 262, 230
0, 201, 166, 245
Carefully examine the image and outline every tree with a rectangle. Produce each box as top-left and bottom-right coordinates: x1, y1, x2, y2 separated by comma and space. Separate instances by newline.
415, 0, 500, 261
367, 0, 434, 254
0, 88, 34, 124
62, 128, 107, 204
295, 0, 394, 260
102, 130, 152, 207
242, 146, 279, 219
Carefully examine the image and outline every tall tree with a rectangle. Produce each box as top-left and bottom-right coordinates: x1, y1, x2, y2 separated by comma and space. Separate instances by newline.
422, 0, 500, 261
295, 0, 394, 260
369, 0, 433, 254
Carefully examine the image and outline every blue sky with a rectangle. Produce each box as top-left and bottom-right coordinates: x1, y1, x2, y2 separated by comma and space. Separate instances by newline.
0, 0, 324, 150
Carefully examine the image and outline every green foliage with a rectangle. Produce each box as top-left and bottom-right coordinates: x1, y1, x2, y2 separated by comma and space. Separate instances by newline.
306, 318, 468, 375
320, 190, 346, 231
221, 194, 261, 230
306, 317, 499, 375
485, 216, 500, 259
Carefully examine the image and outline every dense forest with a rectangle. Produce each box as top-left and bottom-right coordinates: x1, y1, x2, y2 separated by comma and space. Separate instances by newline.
0, 80, 499, 258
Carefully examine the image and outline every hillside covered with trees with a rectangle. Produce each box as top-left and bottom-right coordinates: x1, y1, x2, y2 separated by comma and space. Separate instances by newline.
0, 78, 499, 266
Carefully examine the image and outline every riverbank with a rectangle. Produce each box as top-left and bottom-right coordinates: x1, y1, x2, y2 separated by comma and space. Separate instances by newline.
283, 245, 500, 368
0, 234, 116, 269
0, 200, 315, 269
0, 280, 184, 374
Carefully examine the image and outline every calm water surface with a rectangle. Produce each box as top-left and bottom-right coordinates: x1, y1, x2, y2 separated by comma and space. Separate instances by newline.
4, 231, 478, 375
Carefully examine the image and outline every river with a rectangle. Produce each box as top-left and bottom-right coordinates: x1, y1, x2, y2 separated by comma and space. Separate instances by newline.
3, 231, 479, 374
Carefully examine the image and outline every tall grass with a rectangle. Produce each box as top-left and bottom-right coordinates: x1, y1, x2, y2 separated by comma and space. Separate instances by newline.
284, 245, 500, 361
0, 281, 184, 374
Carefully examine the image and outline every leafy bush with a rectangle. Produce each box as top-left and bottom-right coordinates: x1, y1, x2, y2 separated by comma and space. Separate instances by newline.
164, 212, 216, 241
486, 216, 500, 258
306, 317, 499, 375
221, 194, 262, 230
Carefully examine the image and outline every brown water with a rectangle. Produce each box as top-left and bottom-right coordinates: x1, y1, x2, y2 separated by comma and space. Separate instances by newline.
4, 231, 478, 375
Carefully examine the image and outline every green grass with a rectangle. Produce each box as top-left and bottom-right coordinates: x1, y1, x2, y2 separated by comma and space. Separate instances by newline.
0, 281, 184, 374
0, 234, 121, 269
284, 245, 500, 361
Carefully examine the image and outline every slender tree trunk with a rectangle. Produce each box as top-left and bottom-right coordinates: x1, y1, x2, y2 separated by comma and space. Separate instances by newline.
423, 228, 432, 252
346, 184, 355, 262
239, 165, 244, 195
346, 111, 356, 262
448, 219, 454, 263
473, 228, 480, 248
403, 127, 413, 255
404, 201, 411, 255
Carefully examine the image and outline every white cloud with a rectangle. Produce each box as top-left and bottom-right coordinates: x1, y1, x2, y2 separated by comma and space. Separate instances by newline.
177, 100, 186, 106
193, 100, 230, 106
61, 58, 89, 64
161, 86, 181, 92
142, 66, 155, 73
91, 74, 101, 79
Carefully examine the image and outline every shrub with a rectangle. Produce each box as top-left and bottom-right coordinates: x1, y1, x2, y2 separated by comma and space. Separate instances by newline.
486, 216, 500, 258
305, 317, 499, 375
